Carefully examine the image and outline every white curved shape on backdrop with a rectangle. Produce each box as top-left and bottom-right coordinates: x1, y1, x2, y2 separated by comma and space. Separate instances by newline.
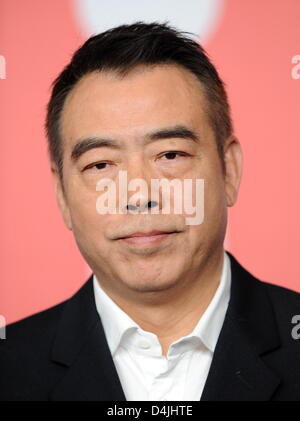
73, 0, 224, 43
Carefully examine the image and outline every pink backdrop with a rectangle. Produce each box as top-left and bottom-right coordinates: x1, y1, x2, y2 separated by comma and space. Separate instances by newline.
1, 0, 299, 324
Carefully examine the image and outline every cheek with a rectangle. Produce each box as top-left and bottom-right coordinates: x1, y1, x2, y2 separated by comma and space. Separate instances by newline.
70, 209, 112, 263
197, 169, 227, 232
67, 189, 103, 236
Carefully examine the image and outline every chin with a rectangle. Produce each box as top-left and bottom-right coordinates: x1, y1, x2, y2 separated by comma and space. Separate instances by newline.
122, 274, 180, 293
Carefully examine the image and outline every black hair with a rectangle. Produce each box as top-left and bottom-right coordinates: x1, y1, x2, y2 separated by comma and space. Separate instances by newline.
45, 21, 233, 179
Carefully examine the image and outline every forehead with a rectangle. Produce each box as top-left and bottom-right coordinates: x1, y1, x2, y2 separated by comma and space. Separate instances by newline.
61, 64, 210, 143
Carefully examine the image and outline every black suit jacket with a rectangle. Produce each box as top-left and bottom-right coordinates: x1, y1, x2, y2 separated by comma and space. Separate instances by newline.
1, 251, 300, 401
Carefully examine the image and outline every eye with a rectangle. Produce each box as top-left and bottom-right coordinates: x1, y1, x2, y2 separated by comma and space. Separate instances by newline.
94, 162, 108, 170
161, 151, 189, 160
83, 161, 110, 172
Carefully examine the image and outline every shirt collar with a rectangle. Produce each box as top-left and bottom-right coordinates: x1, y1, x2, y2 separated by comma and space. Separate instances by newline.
189, 250, 231, 352
93, 250, 231, 356
93, 275, 139, 357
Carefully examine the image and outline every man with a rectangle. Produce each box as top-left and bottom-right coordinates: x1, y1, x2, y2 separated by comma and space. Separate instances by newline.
1, 22, 300, 401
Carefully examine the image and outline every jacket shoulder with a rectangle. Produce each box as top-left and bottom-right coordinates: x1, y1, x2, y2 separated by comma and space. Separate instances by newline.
262, 279, 300, 338
0, 294, 77, 400
250, 273, 300, 318
227, 250, 300, 344
3, 299, 67, 342
228, 250, 300, 310
264, 279, 300, 304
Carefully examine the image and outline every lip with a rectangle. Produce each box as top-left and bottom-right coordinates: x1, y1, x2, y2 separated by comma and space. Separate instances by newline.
118, 231, 178, 246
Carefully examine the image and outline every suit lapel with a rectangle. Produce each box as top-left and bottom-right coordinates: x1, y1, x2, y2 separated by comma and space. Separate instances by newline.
49, 276, 126, 401
200, 313, 281, 400
201, 252, 281, 400
49, 251, 282, 401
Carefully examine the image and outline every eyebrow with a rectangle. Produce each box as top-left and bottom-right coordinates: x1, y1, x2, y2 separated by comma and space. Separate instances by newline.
145, 125, 199, 144
70, 125, 200, 162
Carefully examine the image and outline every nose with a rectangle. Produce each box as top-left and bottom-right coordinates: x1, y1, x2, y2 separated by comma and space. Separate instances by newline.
119, 157, 161, 214
126, 200, 159, 212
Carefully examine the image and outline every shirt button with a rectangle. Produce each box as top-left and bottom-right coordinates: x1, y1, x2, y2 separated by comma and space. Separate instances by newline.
138, 338, 151, 349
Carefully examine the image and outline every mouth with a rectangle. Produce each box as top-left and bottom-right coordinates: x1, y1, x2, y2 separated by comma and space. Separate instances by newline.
117, 230, 179, 246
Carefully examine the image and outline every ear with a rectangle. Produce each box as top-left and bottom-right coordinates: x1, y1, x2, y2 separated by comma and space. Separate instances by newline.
51, 163, 73, 230
223, 135, 243, 207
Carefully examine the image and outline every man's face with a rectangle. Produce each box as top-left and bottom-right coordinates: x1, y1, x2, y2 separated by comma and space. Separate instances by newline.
54, 64, 242, 295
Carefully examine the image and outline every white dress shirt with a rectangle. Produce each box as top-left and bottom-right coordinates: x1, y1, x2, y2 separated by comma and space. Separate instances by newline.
93, 250, 231, 401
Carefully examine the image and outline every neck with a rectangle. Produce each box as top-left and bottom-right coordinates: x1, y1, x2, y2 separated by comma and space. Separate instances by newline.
96, 248, 225, 356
